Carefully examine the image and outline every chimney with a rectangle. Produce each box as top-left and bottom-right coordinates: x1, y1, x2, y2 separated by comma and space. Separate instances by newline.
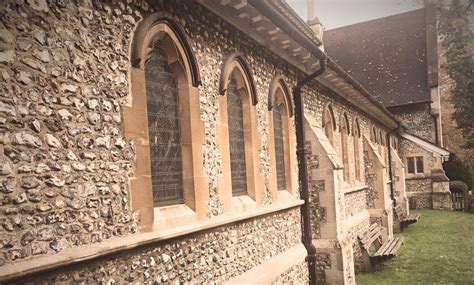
306, 0, 325, 49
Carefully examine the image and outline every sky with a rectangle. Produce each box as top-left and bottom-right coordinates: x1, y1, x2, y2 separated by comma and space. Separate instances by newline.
286, 0, 423, 30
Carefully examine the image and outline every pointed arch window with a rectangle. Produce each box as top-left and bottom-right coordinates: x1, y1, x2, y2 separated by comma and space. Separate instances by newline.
323, 104, 336, 147
371, 127, 377, 144
125, 13, 205, 227
353, 119, 362, 182
340, 112, 350, 182
218, 52, 261, 201
268, 77, 295, 196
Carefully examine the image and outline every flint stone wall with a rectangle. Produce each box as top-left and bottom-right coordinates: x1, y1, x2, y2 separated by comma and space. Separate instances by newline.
0, 0, 308, 271
272, 260, 309, 284
14, 208, 302, 284
389, 103, 436, 144
345, 190, 367, 218
0, 0, 141, 266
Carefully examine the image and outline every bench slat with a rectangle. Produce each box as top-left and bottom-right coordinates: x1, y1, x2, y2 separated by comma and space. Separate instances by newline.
375, 237, 404, 257
389, 237, 404, 255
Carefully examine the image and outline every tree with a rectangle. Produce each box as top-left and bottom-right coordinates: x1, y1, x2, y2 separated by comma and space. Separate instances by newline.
438, 0, 474, 148
443, 154, 473, 189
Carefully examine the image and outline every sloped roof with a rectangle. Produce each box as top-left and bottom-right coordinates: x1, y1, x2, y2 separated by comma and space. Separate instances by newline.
401, 132, 450, 157
324, 9, 431, 107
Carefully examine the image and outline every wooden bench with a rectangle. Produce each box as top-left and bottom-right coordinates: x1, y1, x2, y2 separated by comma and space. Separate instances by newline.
394, 204, 420, 231
358, 223, 404, 272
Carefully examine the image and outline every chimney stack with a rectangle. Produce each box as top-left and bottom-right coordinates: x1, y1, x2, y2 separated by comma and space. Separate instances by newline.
306, 0, 325, 49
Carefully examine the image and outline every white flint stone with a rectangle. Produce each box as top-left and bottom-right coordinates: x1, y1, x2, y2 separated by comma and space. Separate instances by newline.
0, 101, 16, 117
0, 50, 15, 63
45, 134, 62, 148
21, 58, 46, 73
0, 29, 14, 44
0, 161, 13, 175
14, 132, 42, 147
17, 70, 32, 85
57, 109, 73, 120
61, 84, 78, 93
33, 28, 46, 45
115, 138, 126, 149
87, 99, 99, 110
87, 112, 100, 125
27, 0, 49, 12
31, 119, 41, 132
66, 150, 78, 161
33, 49, 50, 63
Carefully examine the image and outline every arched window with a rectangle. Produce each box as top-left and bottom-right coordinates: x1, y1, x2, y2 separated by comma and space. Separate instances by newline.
323, 104, 336, 147
371, 127, 377, 144
268, 76, 295, 195
126, 13, 205, 227
353, 118, 362, 182
218, 53, 260, 200
340, 112, 350, 182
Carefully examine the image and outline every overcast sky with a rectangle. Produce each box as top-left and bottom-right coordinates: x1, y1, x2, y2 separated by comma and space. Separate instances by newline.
286, 0, 423, 29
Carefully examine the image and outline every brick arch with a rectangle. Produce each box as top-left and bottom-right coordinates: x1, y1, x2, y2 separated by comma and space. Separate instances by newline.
130, 12, 201, 87
268, 75, 293, 117
219, 52, 258, 106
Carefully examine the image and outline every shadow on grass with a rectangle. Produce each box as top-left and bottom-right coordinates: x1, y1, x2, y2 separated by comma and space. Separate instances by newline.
356, 210, 474, 285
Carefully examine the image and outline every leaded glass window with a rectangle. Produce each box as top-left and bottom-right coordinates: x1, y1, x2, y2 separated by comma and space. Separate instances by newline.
273, 102, 287, 191
227, 76, 248, 196
145, 41, 184, 207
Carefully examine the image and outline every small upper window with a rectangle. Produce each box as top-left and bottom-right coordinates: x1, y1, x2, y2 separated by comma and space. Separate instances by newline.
407, 156, 424, 174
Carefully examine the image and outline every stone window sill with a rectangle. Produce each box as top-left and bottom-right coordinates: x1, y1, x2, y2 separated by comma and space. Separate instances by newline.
0, 199, 304, 282
232, 195, 257, 213
153, 204, 198, 231
344, 184, 369, 194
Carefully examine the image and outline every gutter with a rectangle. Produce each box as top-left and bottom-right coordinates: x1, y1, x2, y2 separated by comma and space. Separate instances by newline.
293, 57, 327, 285
247, 0, 399, 129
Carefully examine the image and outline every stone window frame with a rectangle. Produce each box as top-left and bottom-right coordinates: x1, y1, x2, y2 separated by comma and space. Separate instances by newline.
339, 112, 351, 183
370, 126, 377, 144
406, 155, 425, 176
323, 103, 337, 147
267, 76, 298, 199
352, 118, 362, 183
217, 52, 264, 211
125, 12, 208, 230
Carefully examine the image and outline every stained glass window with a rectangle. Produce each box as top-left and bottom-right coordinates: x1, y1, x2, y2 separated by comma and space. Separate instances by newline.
145, 41, 184, 207
227, 76, 248, 196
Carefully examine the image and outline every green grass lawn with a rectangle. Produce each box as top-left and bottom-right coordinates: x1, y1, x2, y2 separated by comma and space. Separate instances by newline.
356, 210, 474, 285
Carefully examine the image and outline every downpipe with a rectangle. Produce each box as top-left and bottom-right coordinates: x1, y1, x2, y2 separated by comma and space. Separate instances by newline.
387, 125, 400, 207
293, 57, 327, 285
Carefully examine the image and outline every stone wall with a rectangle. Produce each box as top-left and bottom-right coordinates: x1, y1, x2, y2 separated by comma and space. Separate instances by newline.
15, 208, 302, 284
0, 0, 309, 280
344, 190, 367, 218
400, 137, 451, 209
346, 219, 370, 274
0, 0, 140, 265
272, 260, 309, 284
389, 103, 436, 144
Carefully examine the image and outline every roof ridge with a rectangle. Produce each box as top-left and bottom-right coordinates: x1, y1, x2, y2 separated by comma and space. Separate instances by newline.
325, 7, 426, 33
